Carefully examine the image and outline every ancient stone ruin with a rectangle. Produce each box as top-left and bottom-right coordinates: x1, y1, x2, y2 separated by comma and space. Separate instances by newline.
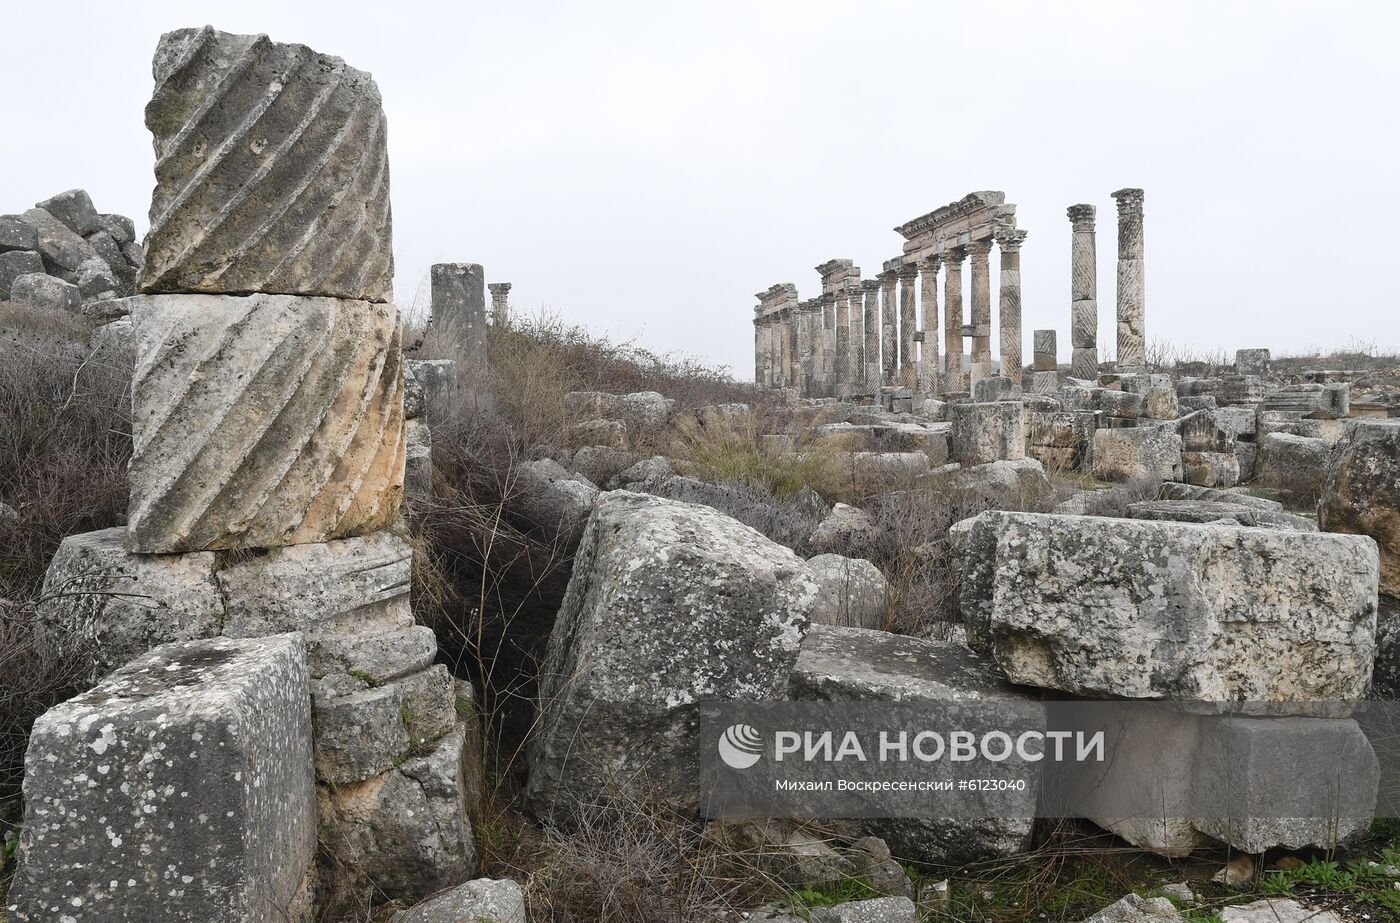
751, 188, 1152, 406
5, 18, 1400, 923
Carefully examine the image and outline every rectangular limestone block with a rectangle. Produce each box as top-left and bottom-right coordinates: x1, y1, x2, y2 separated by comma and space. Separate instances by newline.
1091, 426, 1182, 482
217, 529, 429, 683
35, 527, 223, 681
956, 511, 1379, 702
6, 634, 315, 923
139, 27, 393, 301
949, 401, 1024, 466
127, 293, 405, 552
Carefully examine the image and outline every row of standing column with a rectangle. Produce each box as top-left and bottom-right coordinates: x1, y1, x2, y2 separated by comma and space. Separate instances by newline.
1064, 188, 1145, 379
754, 234, 1030, 397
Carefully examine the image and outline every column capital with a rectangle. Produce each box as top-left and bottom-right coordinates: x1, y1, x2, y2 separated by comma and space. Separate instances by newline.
861, 278, 881, 292
995, 228, 1028, 252
896, 261, 919, 280
878, 269, 898, 284
1067, 203, 1096, 228
942, 246, 967, 265
966, 238, 993, 259
487, 282, 512, 294
1112, 187, 1145, 215
920, 254, 942, 274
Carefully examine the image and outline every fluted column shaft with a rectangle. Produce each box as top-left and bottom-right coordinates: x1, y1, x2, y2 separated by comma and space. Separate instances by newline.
834, 287, 852, 394
879, 272, 897, 386
1068, 204, 1099, 379
1113, 187, 1146, 372
996, 230, 1027, 388
862, 280, 881, 392
898, 265, 918, 386
919, 256, 941, 395
967, 238, 993, 385
942, 249, 966, 392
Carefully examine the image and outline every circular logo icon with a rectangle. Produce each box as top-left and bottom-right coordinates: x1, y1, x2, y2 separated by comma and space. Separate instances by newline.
718, 723, 763, 770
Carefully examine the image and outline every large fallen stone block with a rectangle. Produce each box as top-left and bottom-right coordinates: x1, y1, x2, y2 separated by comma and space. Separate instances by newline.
920, 456, 1055, 511
1092, 426, 1182, 482
403, 418, 433, 508
1320, 419, 1400, 596
1263, 383, 1350, 420
526, 491, 817, 816
0, 214, 40, 252
127, 293, 405, 552
391, 878, 526, 923
139, 27, 393, 301
1027, 410, 1097, 472
1256, 432, 1329, 506
949, 401, 1024, 465
510, 457, 600, 544
36, 189, 103, 236
36, 527, 223, 680
403, 358, 457, 421
0, 249, 43, 299
1180, 450, 1239, 488
1077, 895, 1183, 922
18, 207, 102, 274
1235, 348, 1271, 376
790, 626, 1041, 864
956, 511, 1378, 701
1049, 703, 1378, 856
1127, 500, 1315, 532
10, 271, 81, 312
6, 634, 315, 923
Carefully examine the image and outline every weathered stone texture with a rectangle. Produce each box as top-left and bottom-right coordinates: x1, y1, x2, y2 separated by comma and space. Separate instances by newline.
950, 401, 1024, 466
957, 511, 1378, 701
139, 27, 393, 301
9, 271, 82, 312
1320, 419, 1400, 595
127, 293, 405, 552
0, 250, 44, 299
805, 555, 887, 630
1256, 432, 1329, 506
1092, 426, 1182, 482
7, 635, 315, 923
391, 878, 526, 923
790, 626, 1040, 864
431, 263, 487, 362
36, 527, 223, 680
526, 491, 816, 817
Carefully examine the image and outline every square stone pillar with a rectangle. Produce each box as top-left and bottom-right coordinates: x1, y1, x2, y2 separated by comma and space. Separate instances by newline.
1068, 204, 1099, 379
967, 238, 994, 385
431, 262, 487, 366
861, 279, 881, 392
1113, 188, 1146, 373
942, 248, 967, 393
996, 230, 1027, 390
879, 270, 898, 386
919, 256, 941, 396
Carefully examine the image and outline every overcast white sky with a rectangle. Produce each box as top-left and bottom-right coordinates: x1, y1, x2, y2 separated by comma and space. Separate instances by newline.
4, 1, 1397, 376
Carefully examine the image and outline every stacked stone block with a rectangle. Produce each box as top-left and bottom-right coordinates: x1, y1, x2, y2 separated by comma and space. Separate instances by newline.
1032, 328, 1058, 394
22, 26, 471, 915
956, 510, 1382, 855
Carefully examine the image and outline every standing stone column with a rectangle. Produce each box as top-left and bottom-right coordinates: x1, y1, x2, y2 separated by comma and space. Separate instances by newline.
1112, 187, 1146, 373
996, 230, 1027, 389
919, 255, 941, 396
942, 248, 967, 392
799, 299, 820, 397
752, 310, 765, 385
488, 281, 511, 327
780, 307, 796, 388
967, 238, 993, 385
846, 281, 864, 393
1033, 329, 1059, 394
834, 288, 851, 394
861, 279, 881, 392
432, 262, 488, 366
1068, 204, 1099, 379
898, 262, 918, 386
819, 293, 837, 396
879, 270, 898, 386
